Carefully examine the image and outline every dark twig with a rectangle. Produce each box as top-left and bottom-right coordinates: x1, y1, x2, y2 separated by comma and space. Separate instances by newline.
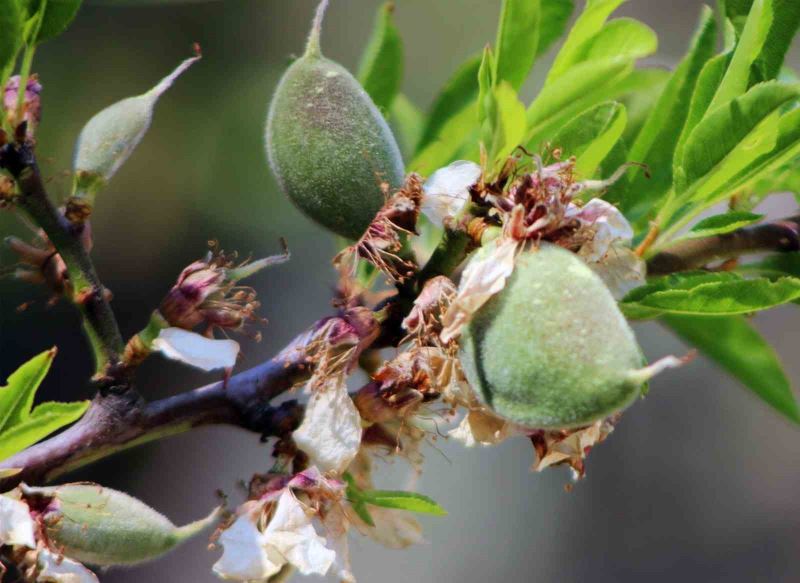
0, 139, 124, 375
647, 215, 800, 276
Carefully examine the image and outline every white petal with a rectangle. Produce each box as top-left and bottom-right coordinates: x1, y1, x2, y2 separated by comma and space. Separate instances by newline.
577, 199, 634, 262
441, 238, 518, 342
37, 550, 99, 583
422, 161, 481, 227
324, 505, 356, 583
589, 245, 646, 300
0, 494, 35, 548
152, 327, 239, 372
293, 377, 362, 475
213, 512, 283, 581
265, 491, 335, 576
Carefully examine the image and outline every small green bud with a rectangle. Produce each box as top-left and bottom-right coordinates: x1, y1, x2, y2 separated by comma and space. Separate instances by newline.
23, 483, 218, 566
266, 0, 405, 239
459, 243, 644, 429
71, 51, 201, 210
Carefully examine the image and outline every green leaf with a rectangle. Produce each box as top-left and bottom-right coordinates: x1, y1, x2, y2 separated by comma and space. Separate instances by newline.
357, 1, 403, 113
684, 211, 764, 238
537, 0, 574, 57
0, 348, 56, 432
721, 0, 800, 83
622, 273, 800, 317
494, 0, 540, 90
30, 0, 83, 44
677, 81, 800, 198
709, 0, 772, 111
582, 17, 657, 62
477, 45, 495, 133
414, 54, 481, 156
360, 490, 447, 516
0, 402, 89, 461
525, 58, 632, 149
612, 7, 716, 219
664, 314, 799, 423
545, 0, 625, 84
492, 82, 527, 173
551, 101, 626, 178
343, 473, 375, 527
390, 94, 425, 160
673, 52, 733, 169
696, 107, 800, 208
411, 103, 478, 175
0, 348, 89, 461
0, 0, 24, 85
738, 253, 800, 279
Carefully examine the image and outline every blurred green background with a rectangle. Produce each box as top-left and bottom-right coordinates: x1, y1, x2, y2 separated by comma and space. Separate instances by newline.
1, 1, 799, 581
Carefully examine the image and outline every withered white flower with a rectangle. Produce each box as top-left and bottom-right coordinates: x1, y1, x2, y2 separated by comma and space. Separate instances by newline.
573, 198, 634, 262
151, 327, 239, 372
421, 160, 481, 227
532, 420, 615, 478
0, 494, 35, 549
37, 549, 99, 583
293, 375, 362, 475
440, 238, 518, 343
214, 491, 336, 581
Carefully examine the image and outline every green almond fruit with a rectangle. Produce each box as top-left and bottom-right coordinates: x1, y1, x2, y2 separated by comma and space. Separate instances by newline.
459, 243, 644, 429
24, 483, 218, 566
266, 0, 405, 240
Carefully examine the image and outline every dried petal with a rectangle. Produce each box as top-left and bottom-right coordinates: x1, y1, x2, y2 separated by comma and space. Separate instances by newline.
0, 494, 35, 548
575, 198, 634, 262
264, 491, 335, 576
37, 550, 99, 583
293, 376, 362, 474
421, 161, 481, 227
449, 409, 516, 447
440, 238, 518, 343
531, 419, 615, 479
151, 327, 239, 371
213, 511, 283, 581
590, 245, 646, 300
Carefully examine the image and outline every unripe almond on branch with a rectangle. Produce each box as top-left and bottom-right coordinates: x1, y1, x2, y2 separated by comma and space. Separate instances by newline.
23, 483, 218, 567
266, 0, 405, 240
459, 244, 645, 429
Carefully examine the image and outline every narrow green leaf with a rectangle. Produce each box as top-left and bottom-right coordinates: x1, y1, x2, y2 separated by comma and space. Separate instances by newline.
709, 0, 772, 111
738, 254, 800, 279
614, 7, 716, 218
582, 18, 657, 62
30, 0, 83, 44
0, 348, 56, 433
538, 0, 574, 57
684, 211, 764, 238
494, 0, 540, 90
617, 69, 670, 144
0, 401, 89, 461
545, 0, 625, 84
343, 473, 376, 526
664, 314, 799, 423
0, 348, 89, 462
623, 275, 800, 316
414, 54, 481, 155
361, 490, 447, 516
525, 58, 632, 149
390, 94, 425, 160
721, 0, 800, 83
0, 0, 24, 85
673, 52, 733, 172
357, 1, 403, 113
486, 82, 527, 175
678, 81, 800, 196
551, 101, 626, 178
411, 103, 478, 175
697, 107, 800, 208
477, 45, 495, 132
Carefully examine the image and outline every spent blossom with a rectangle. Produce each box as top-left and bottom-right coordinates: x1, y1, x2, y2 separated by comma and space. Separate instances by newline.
4, 75, 42, 135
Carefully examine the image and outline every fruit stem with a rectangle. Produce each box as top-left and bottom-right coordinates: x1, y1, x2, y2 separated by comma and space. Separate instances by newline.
305, 0, 330, 59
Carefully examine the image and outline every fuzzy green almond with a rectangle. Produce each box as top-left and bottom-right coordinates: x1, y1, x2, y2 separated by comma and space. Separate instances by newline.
265, 1, 405, 240
459, 243, 645, 429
